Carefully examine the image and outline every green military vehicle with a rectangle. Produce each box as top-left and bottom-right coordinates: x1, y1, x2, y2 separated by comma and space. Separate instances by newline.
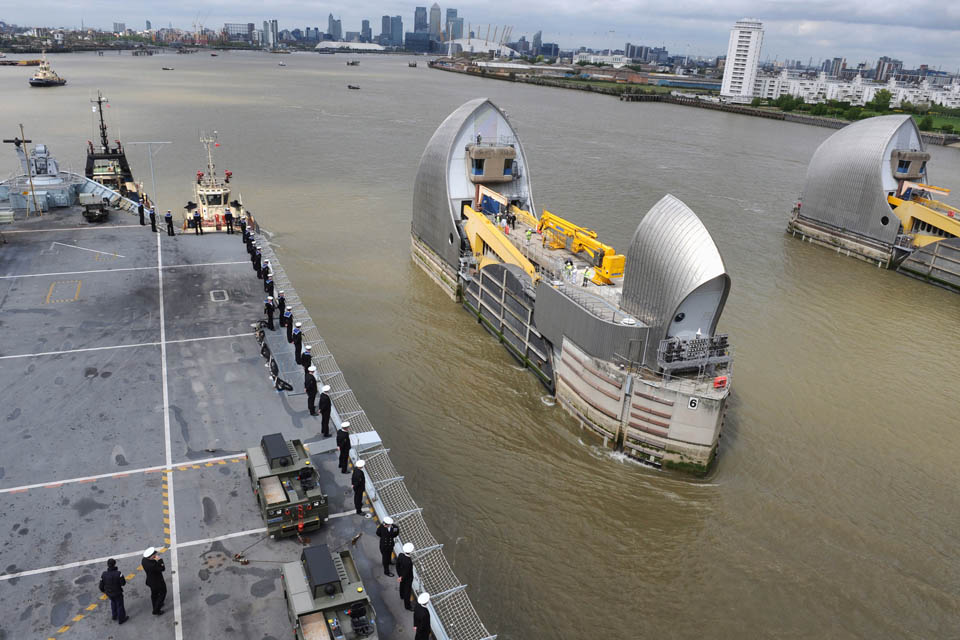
282, 544, 378, 640
247, 433, 329, 538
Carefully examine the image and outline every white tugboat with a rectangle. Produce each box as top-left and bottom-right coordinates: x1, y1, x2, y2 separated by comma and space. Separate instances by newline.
184, 132, 245, 231
28, 52, 66, 87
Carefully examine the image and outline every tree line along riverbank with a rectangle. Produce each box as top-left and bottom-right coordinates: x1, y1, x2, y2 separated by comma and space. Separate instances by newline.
430, 62, 960, 147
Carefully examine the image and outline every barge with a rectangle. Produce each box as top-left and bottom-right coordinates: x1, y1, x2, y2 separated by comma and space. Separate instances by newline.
411, 99, 734, 474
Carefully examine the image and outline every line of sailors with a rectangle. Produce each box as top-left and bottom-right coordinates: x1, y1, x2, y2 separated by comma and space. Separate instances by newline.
138, 202, 242, 236
245, 227, 432, 639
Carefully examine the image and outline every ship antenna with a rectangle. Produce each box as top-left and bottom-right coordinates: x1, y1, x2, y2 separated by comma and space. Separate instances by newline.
91, 91, 109, 151
200, 130, 217, 179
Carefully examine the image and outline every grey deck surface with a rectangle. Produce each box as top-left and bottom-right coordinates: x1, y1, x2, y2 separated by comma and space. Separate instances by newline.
0, 208, 415, 639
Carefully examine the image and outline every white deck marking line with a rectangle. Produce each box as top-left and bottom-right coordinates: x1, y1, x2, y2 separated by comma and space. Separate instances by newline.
2, 225, 142, 234
0, 333, 254, 360
0, 260, 248, 280
51, 241, 126, 258
175, 528, 268, 549
157, 233, 184, 640
0, 452, 248, 495
0, 549, 146, 582
328, 510, 361, 520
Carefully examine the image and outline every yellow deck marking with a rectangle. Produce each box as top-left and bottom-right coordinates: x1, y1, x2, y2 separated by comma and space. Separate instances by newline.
71, 614, 84, 622
57, 626, 69, 633
44, 280, 82, 304
85, 604, 97, 611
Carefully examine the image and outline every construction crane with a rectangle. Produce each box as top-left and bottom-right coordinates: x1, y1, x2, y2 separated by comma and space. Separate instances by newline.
537, 210, 625, 285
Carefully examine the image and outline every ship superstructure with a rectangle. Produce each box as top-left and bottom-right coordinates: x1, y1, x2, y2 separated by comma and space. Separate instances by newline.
85, 92, 142, 202
184, 132, 241, 231
789, 115, 960, 292
411, 98, 733, 473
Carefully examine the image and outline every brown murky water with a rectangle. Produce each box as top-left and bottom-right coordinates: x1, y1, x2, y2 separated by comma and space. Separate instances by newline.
4, 51, 960, 639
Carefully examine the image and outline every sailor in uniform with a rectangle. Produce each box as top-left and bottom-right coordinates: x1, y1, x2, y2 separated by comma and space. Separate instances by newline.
253, 247, 263, 278
375, 516, 400, 576
261, 259, 271, 282
397, 543, 415, 610
301, 344, 312, 372
351, 459, 366, 515
141, 547, 167, 616
149, 208, 157, 233
238, 215, 246, 236
192, 209, 203, 235
138, 203, 145, 225
413, 593, 431, 640
287, 313, 298, 344
318, 385, 332, 437
264, 275, 274, 298
276, 291, 287, 326
164, 210, 175, 236
336, 421, 351, 473
224, 208, 234, 234
305, 365, 318, 415
264, 296, 276, 331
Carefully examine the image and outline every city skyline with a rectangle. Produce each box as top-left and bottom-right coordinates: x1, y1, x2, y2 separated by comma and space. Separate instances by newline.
2, 1, 958, 69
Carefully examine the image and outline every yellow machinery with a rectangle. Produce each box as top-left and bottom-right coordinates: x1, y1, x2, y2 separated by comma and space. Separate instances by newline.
461, 205, 539, 282
537, 210, 625, 285
887, 183, 960, 249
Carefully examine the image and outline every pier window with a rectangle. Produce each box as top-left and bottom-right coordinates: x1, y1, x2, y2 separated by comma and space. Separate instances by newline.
503, 159, 513, 176
472, 158, 485, 176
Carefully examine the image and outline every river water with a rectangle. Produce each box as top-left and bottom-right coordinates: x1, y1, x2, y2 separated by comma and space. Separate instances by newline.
3, 51, 960, 639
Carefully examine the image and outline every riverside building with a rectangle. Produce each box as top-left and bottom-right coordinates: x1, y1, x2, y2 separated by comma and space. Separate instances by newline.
720, 19, 764, 103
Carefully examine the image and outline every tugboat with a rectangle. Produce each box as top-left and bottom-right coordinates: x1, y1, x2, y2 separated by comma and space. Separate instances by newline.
85, 92, 142, 203
28, 52, 66, 87
184, 131, 243, 231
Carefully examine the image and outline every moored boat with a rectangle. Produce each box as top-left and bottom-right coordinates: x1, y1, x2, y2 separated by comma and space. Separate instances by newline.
85, 91, 143, 203
183, 132, 244, 231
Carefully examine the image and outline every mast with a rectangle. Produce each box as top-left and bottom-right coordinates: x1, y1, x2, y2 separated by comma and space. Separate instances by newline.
199, 130, 218, 182
92, 91, 110, 151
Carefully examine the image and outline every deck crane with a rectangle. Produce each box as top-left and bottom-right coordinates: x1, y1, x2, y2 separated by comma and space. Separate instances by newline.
537, 210, 625, 285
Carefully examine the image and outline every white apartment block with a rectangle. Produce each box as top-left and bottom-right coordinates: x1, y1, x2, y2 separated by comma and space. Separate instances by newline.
720, 19, 764, 102
756, 70, 960, 109
574, 53, 628, 68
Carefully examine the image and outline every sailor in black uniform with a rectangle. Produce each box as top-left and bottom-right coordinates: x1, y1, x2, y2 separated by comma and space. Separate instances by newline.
238, 216, 246, 236
224, 209, 234, 234
141, 547, 167, 616
413, 593, 431, 640
99, 558, 129, 623
245, 231, 254, 255
192, 210, 203, 235
287, 312, 297, 344
165, 210, 175, 236
138, 202, 145, 225
149, 208, 157, 233
397, 543, 415, 610
264, 275, 274, 298
352, 459, 366, 515
264, 296, 276, 331
336, 421, 351, 473
262, 260, 271, 282
253, 247, 263, 278
376, 517, 400, 576
301, 344, 312, 372
318, 384, 332, 437
291, 321, 303, 359
277, 291, 287, 327
305, 365, 318, 415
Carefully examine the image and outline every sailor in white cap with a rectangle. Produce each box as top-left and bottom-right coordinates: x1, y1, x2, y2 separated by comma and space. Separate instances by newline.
301, 343, 312, 373
397, 542, 415, 610
336, 421, 351, 473
305, 364, 318, 415
253, 245, 263, 278
263, 295, 276, 331
277, 291, 287, 327
319, 384, 332, 437
413, 592, 431, 639
351, 459, 366, 515
141, 547, 167, 616
376, 516, 400, 576
291, 319, 303, 361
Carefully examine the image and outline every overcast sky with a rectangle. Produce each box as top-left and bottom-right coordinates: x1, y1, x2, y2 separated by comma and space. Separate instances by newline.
5, 1, 959, 69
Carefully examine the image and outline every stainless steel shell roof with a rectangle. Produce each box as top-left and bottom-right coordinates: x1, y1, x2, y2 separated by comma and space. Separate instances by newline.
620, 194, 730, 359
800, 115, 922, 246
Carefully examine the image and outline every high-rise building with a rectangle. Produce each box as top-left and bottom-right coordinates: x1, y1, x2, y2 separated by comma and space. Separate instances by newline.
532, 30, 542, 55
876, 56, 903, 82
224, 23, 255, 43
828, 56, 846, 77
327, 14, 342, 41
361, 19, 371, 42
145, 20, 151, 30
113, 22, 126, 34
380, 15, 390, 44
270, 20, 279, 48
429, 3, 441, 37
447, 17, 463, 40
445, 8, 457, 33
720, 18, 764, 102
390, 15, 403, 47
414, 7, 428, 33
